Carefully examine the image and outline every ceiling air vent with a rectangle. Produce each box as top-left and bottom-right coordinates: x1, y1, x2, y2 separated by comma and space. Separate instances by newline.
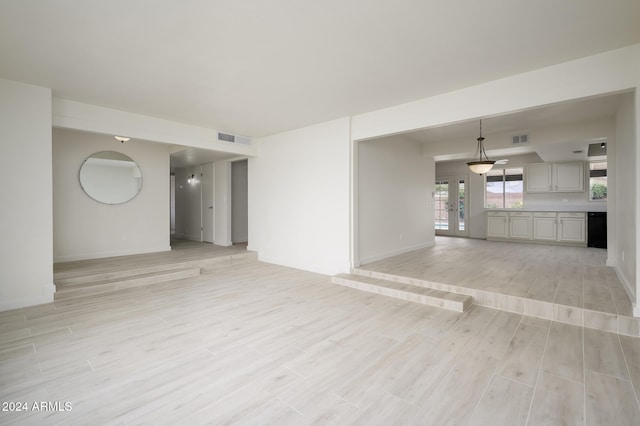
512, 134, 529, 145
218, 132, 236, 143
217, 132, 251, 145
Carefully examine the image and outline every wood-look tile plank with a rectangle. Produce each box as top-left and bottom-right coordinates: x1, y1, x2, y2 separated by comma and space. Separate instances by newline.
338, 392, 420, 426
388, 307, 497, 405
585, 370, 640, 426
495, 322, 548, 386
619, 335, 640, 403
528, 372, 584, 425
542, 322, 584, 383
584, 328, 630, 380
413, 312, 521, 423
468, 376, 534, 426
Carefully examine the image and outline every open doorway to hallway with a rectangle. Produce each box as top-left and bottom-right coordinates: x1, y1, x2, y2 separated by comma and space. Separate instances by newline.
171, 159, 249, 249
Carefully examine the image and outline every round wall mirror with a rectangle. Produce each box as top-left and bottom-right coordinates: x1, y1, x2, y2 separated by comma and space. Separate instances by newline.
79, 151, 143, 204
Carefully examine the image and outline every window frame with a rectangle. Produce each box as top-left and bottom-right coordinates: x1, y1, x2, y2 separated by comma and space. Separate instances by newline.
588, 160, 607, 202
484, 167, 524, 209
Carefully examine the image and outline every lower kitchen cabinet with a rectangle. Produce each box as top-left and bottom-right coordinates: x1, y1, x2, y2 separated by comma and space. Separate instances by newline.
487, 211, 509, 239
557, 212, 586, 243
533, 212, 557, 241
487, 211, 586, 246
509, 212, 532, 240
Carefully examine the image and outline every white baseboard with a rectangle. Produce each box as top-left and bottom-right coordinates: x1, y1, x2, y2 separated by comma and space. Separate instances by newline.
214, 239, 233, 247
359, 241, 436, 265
257, 254, 349, 276
614, 266, 636, 306
634, 304, 640, 318
0, 283, 55, 312
54, 245, 171, 263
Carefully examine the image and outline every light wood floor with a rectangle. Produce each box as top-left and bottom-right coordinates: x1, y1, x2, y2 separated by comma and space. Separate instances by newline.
1, 255, 639, 424
54, 239, 245, 278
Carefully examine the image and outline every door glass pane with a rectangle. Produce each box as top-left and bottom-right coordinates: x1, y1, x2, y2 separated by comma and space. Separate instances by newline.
435, 180, 449, 230
458, 179, 465, 231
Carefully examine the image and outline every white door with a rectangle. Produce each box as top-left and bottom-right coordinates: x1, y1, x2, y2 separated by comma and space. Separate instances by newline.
201, 163, 215, 243
435, 176, 468, 237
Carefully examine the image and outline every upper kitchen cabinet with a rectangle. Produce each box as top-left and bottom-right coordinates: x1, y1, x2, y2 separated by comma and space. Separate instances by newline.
524, 161, 584, 193
554, 162, 584, 192
524, 163, 552, 192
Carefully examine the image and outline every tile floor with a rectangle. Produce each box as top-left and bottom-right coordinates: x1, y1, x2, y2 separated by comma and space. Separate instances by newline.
1, 254, 639, 424
360, 237, 638, 335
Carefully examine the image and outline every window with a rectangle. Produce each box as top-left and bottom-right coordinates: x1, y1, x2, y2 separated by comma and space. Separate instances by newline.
485, 168, 523, 209
589, 161, 607, 201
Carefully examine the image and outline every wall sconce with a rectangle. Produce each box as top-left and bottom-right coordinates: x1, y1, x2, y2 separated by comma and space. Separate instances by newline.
187, 174, 195, 184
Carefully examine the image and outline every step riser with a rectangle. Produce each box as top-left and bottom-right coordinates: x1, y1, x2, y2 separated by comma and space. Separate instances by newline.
331, 277, 469, 312
352, 268, 444, 291
55, 252, 256, 285
55, 268, 201, 301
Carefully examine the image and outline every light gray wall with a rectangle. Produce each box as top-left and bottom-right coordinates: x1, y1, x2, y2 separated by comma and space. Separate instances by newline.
0, 78, 53, 311
358, 137, 434, 264
232, 160, 248, 243
614, 92, 637, 303
53, 128, 170, 262
214, 160, 232, 246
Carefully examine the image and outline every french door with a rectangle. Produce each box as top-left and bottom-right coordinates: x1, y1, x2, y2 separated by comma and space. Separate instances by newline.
434, 175, 468, 236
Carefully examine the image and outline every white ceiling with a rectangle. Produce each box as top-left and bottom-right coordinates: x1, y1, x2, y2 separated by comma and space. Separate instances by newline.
1, 1, 639, 138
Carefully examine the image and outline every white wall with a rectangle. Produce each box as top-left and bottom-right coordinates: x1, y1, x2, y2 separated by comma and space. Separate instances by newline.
53, 128, 170, 261
0, 79, 54, 311
358, 138, 434, 263
614, 93, 637, 307
249, 117, 351, 275
232, 160, 249, 243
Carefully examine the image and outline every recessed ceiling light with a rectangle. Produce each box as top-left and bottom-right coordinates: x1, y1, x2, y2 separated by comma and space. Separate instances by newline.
114, 136, 130, 143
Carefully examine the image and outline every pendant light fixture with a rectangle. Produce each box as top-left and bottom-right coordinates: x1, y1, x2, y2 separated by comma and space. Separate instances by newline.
467, 119, 495, 175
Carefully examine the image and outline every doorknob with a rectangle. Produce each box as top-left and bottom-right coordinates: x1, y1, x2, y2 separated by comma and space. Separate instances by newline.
208, 206, 213, 209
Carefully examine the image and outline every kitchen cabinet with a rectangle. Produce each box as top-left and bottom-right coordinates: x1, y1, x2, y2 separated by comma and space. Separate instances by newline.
487, 211, 509, 239
554, 162, 584, 192
524, 164, 552, 193
533, 212, 557, 241
557, 212, 586, 243
524, 162, 584, 193
509, 212, 532, 240
487, 210, 586, 246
